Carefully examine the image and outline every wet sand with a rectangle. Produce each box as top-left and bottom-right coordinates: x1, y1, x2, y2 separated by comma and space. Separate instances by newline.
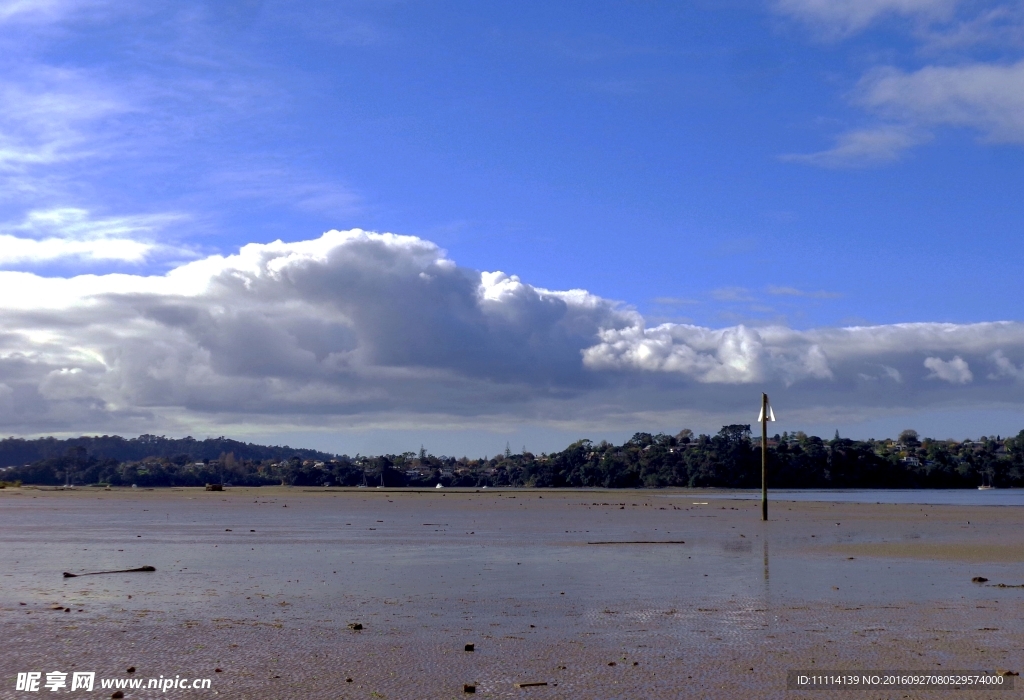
1, 486, 1022, 698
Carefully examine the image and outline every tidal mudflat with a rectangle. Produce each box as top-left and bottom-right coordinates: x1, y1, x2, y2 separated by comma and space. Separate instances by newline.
2, 486, 1022, 698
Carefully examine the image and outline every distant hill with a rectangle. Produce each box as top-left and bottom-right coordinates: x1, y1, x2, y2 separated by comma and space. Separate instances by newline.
0, 434, 336, 468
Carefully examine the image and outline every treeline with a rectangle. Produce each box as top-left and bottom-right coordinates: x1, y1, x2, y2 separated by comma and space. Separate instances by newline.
3, 427, 1024, 489
0, 434, 334, 468
482, 427, 1024, 489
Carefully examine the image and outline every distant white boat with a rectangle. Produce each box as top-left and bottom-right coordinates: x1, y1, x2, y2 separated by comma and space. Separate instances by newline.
978, 485, 994, 490
435, 483, 444, 489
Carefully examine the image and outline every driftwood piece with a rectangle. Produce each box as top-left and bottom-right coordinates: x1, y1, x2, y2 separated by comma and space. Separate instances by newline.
62, 566, 156, 578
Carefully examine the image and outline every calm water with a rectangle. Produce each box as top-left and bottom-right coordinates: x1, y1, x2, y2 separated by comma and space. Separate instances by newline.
1, 487, 1020, 615
3, 488, 1023, 699
674, 488, 1024, 506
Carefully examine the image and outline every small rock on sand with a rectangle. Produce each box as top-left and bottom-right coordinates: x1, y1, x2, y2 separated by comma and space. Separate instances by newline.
972, 576, 989, 583
348, 622, 363, 631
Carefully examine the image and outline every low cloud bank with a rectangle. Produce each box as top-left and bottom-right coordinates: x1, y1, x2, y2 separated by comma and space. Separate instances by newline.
0, 229, 1022, 435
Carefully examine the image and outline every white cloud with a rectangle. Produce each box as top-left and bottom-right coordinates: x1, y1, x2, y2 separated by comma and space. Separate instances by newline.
0, 229, 629, 432
0, 3, 284, 210
776, 0, 959, 37
0, 208, 190, 266
0, 234, 154, 265
860, 60, 1024, 143
779, 3, 1024, 166
990, 350, 1024, 379
652, 296, 700, 306
0, 0, 99, 26
583, 323, 839, 384
711, 286, 755, 302
584, 320, 1024, 388
0, 62, 137, 206
0, 67, 128, 172
784, 60, 1024, 166
924, 355, 973, 383
0, 229, 1022, 436
782, 125, 930, 167
767, 285, 842, 299
9, 207, 178, 238
857, 364, 903, 383
919, 5, 1024, 51
882, 364, 903, 382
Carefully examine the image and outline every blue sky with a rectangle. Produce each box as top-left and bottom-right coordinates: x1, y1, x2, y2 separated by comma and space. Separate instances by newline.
1, 0, 1023, 455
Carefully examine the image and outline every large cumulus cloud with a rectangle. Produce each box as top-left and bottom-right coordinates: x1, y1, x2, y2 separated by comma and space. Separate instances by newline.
0, 229, 632, 433
1, 228, 1023, 436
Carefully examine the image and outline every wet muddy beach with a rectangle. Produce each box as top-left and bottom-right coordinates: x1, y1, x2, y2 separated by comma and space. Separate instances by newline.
2, 487, 1021, 698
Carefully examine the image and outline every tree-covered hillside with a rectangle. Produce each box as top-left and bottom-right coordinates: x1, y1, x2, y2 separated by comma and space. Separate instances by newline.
0, 434, 334, 469
2, 427, 1022, 489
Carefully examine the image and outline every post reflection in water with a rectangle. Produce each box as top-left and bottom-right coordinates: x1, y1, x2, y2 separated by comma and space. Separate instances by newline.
762, 535, 775, 640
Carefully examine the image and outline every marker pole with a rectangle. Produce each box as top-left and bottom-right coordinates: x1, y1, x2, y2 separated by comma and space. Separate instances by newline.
761, 392, 768, 522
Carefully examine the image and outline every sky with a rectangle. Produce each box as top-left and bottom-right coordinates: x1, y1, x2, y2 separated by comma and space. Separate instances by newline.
1, 0, 1023, 456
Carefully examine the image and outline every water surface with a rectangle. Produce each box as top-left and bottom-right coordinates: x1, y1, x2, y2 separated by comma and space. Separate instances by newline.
2, 487, 1021, 698
680, 488, 1024, 506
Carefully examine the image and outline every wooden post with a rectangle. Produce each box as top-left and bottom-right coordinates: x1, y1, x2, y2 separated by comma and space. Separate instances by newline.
761, 392, 768, 522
